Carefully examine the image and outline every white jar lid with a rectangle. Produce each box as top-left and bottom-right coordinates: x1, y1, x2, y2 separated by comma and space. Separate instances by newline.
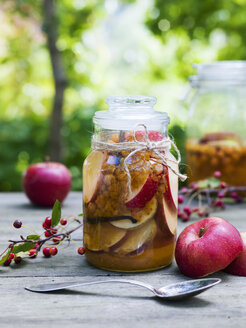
93, 95, 169, 130
190, 61, 246, 87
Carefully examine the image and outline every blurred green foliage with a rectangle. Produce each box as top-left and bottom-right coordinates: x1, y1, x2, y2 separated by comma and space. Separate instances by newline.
0, 110, 93, 191
146, 0, 246, 78
0, 0, 245, 191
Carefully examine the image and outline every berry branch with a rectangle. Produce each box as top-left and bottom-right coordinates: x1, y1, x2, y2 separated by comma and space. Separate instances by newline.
0, 200, 85, 267
178, 171, 246, 222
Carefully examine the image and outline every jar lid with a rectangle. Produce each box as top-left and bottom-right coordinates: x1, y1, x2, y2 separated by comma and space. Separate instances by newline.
93, 95, 169, 130
190, 61, 246, 86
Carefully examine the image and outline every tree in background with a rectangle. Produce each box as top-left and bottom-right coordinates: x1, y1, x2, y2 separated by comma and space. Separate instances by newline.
146, 0, 246, 78
43, 0, 67, 162
1, 0, 246, 191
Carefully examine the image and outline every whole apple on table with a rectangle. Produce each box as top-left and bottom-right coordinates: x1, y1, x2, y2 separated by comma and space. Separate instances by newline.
22, 162, 71, 207
175, 217, 246, 277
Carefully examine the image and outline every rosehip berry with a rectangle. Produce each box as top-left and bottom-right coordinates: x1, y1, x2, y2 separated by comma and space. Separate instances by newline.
190, 182, 199, 190
42, 222, 49, 230
181, 213, 189, 222
49, 247, 58, 256
218, 192, 225, 199
51, 228, 58, 235
230, 192, 238, 199
9, 253, 15, 260
44, 216, 52, 227
214, 200, 224, 208
78, 247, 86, 255
220, 181, 227, 188
183, 206, 192, 216
13, 220, 22, 229
29, 248, 37, 258
192, 207, 199, 213
180, 187, 188, 193
43, 247, 51, 258
3, 258, 12, 266
60, 218, 67, 226
203, 210, 210, 216
34, 242, 40, 249
14, 256, 22, 264
45, 231, 51, 238
198, 210, 204, 217
214, 171, 222, 178
236, 196, 243, 203
178, 195, 184, 204
52, 236, 61, 243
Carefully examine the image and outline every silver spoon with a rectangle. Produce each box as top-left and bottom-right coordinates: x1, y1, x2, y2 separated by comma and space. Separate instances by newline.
25, 277, 221, 300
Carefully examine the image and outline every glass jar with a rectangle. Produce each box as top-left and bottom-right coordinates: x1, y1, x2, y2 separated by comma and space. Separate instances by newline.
82, 95, 181, 272
185, 61, 246, 186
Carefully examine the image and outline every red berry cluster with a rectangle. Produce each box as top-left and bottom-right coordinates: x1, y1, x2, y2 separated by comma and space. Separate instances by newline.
1, 202, 84, 267
178, 198, 209, 222
178, 171, 246, 222
42, 216, 61, 244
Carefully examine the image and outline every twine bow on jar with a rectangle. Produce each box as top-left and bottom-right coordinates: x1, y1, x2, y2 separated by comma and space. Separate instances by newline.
91, 124, 187, 195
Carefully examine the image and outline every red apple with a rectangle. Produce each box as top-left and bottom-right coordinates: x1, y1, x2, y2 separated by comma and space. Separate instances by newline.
83, 151, 106, 203
22, 162, 71, 207
175, 217, 243, 278
224, 231, 246, 276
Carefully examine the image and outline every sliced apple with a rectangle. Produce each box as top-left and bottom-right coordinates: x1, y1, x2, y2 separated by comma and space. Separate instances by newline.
125, 175, 160, 208
135, 130, 164, 142
84, 222, 127, 252
113, 219, 157, 255
111, 197, 157, 229
83, 151, 106, 203
155, 197, 177, 236
199, 131, 243, 146
163, 152, 179, 210
124, 130, 164, 142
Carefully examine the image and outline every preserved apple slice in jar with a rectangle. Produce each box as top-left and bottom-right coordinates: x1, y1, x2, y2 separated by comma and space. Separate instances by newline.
113, 219, 157, 255
83, 151, 106, 203
163, 153, 178, 210
111, 197, 157, 229
155, 198, 177, 236
156, 153, 178, 235
125, 175, 161, 208
84, 222, 127, 252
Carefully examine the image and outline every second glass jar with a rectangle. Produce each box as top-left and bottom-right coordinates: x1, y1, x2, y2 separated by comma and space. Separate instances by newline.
185, 61, 246, 186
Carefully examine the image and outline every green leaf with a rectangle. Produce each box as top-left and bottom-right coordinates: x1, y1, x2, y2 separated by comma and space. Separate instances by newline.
0, 250, 11, 265
27, 234, 40, 240
12, 242, 35, 254
51, 200, 61, 227
78, 213, 83, 217
197, 177, 221, 189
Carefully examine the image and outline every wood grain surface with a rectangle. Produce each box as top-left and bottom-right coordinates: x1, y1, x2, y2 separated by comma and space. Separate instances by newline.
0, 192, 246, 328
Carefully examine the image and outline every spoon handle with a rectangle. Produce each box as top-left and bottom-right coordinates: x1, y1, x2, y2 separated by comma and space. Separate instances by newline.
25, 278, 158, 295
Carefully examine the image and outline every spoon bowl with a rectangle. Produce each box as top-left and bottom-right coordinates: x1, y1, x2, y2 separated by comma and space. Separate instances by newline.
25, 277, 221, 300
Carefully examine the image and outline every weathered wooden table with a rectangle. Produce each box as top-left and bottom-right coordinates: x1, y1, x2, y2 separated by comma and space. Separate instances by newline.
1, 192, 246, 327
